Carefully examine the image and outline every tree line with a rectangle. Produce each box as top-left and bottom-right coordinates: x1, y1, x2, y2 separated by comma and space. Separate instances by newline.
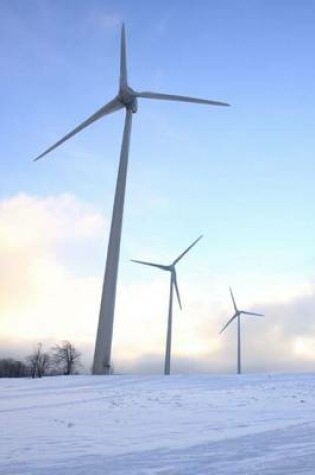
0, 341, 81, 378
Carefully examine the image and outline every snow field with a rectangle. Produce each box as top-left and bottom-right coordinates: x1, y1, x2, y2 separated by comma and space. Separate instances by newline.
1, 373, 315, 474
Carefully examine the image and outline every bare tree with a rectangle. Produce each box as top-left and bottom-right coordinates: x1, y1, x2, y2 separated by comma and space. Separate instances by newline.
26, 343, 50, 378
51, 341, 81, 375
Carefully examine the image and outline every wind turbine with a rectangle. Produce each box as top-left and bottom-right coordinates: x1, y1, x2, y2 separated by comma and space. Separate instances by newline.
131, 236, 202, 375
33, 25, 229, 375
220, 288, 264, 375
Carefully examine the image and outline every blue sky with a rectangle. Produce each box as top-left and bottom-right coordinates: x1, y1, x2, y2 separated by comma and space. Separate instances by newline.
1, 1, 315, 372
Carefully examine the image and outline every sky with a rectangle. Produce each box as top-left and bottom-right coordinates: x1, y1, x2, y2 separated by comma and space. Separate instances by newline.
1, 0, 315, 374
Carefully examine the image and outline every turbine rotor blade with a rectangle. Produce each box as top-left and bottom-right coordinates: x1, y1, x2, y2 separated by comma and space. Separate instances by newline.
173, 271, 182, 310
33, 97, 123, 161
120, 23, 127, 88
172, 235, 203, 266
130, 259, 170, 271
240, 311, 264, 317
229, 287, 238, 312
136, 91, 230, 107
219, 313, 238, 334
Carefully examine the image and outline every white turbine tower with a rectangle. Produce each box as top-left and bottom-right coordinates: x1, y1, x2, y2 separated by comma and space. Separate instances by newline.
220, 288, 264, 375
34, 24, 229, 375
131, 235, 202, 375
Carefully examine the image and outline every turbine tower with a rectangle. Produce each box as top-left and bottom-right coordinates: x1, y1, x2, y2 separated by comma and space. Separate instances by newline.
220, 288, 264, 375
131, 235, 202, 375
33, 25, 229, 375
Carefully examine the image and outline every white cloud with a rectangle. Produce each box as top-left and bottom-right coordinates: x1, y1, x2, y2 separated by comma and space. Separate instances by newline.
112, 272, 315, 374
1, 192, 315, 375
0, 193, 105, 352
0, 193, 105, 250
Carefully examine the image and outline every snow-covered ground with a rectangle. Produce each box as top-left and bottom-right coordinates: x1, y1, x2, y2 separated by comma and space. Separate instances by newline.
1, 373, 315, 474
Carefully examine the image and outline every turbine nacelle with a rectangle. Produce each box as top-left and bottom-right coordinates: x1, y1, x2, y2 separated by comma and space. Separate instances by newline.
131, 235, 202, 312
118, 85, 138, 113
33, 24, 229, 162
220, 288, 264, 334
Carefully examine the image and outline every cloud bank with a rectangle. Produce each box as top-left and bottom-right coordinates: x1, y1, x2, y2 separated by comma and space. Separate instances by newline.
1, 193, 315, 374
0, 193, 105, 355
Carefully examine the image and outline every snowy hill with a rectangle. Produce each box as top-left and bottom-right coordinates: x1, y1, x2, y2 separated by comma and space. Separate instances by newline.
1, 373, 315, 474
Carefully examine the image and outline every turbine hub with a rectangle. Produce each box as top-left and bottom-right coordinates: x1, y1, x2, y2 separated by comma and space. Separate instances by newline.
118, 86, 138, 113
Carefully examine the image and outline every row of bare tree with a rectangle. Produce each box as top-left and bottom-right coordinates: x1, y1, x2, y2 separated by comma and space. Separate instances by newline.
0, 341, 81, 378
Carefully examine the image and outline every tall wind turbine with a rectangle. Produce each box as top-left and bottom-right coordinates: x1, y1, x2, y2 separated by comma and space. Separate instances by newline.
33, 25, 229, 375
131, 235, 202, 375
220, 288, 264, 375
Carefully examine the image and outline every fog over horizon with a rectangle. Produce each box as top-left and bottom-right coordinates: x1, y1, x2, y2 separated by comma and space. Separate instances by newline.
1, 193, 314, 375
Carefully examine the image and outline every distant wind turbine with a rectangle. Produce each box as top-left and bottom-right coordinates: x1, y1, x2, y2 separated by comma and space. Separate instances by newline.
220, 288, 264, 375
131, 235, 202, 375
33, 24, 229, 375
